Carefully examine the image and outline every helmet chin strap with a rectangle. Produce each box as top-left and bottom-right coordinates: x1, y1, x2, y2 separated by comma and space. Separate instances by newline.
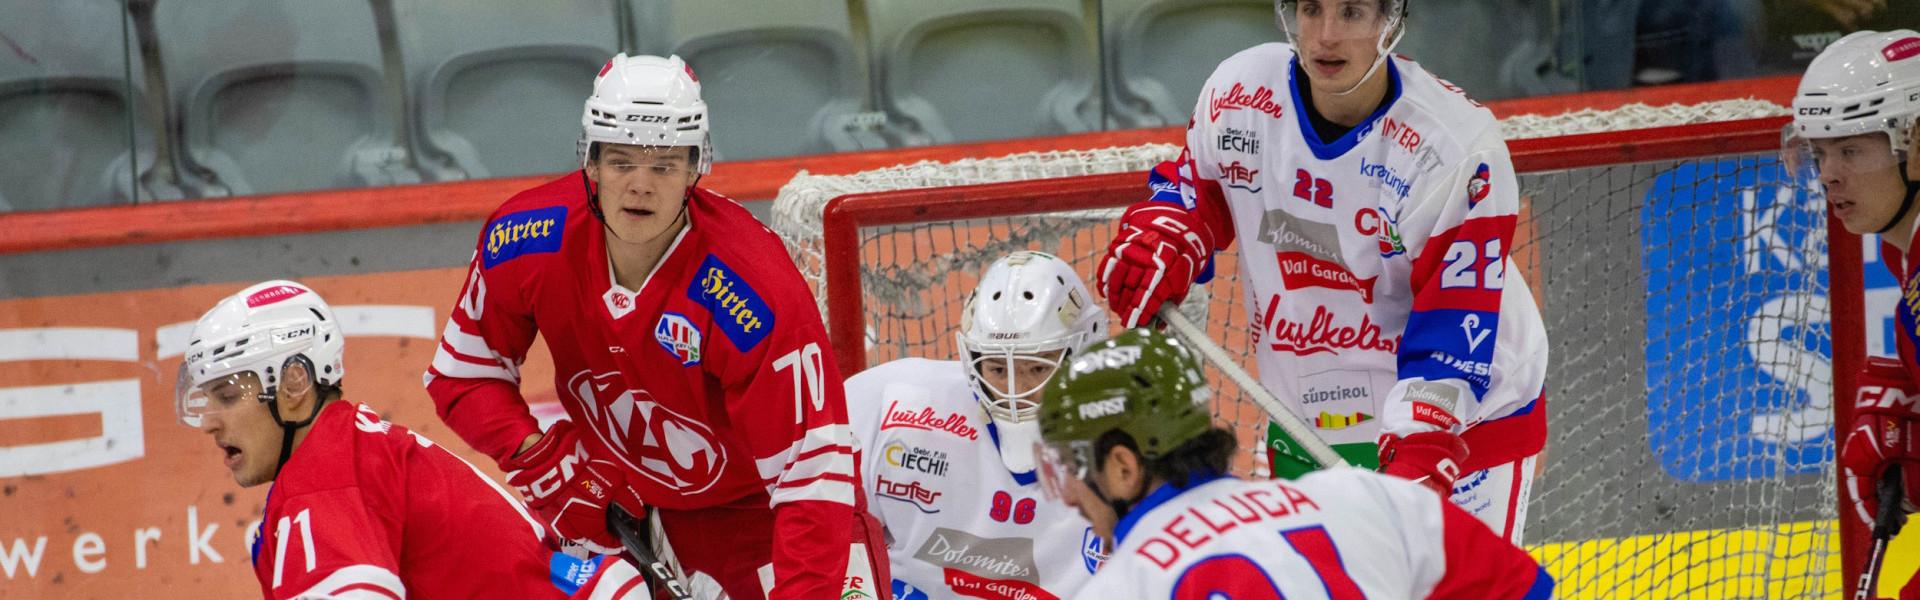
1328, 24, 1405, 97
1876, 160, 1920, 235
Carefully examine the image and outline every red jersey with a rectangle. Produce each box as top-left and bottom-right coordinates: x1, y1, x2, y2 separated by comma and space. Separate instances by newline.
1885, 230, 1920, 384
253, 402, 560, 599
425, 175, 858, 599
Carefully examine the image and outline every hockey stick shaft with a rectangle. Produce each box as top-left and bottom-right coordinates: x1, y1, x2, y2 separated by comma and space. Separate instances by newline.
1859, 468, 1907, 600
607, 502, 694, 600
1156, 304, 1348, 468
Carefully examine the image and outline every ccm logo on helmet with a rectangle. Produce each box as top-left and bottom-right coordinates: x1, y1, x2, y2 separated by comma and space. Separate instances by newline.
1797, 107, 1832, 116
626, 114, 671, 123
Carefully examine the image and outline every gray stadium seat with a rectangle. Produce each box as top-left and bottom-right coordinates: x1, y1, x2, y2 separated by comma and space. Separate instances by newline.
0, 0, 163, 211
645, 0, 868, 161
397, 0, 618, 180
1102, 0, 1280, 129
157, 0, 413, 197
1396, 0, 1577, 100
866, 0, 1100, 145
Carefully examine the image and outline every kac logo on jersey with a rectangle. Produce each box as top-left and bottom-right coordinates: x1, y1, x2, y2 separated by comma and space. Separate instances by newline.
1467, 163, 1492, 208
654, 313, 703, 366
569, 370, 729, 493
483, 206, 566, 269
689, 255, 774, 352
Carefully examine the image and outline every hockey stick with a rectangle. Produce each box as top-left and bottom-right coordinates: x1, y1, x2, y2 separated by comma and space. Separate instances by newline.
607, 502, 694, 600
1155, 304, 1348, 469
1859, 469, 1908, 600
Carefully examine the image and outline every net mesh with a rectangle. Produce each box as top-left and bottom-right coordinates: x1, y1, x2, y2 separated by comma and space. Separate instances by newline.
771, 98, 1839, 598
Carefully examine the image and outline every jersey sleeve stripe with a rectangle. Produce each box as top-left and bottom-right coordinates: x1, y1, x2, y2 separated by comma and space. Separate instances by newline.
291, 564, 406, 600
753, 424, 852, 481
766, 447, 854, 488
429, 346, 519, 382
768, 478, 856, 507
438, 319, 509, 362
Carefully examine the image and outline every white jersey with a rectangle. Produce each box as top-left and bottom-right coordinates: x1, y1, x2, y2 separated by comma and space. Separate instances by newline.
1161, 43, 1548, 467
1072, 468, 1553, 600
846, 358, 1105, 600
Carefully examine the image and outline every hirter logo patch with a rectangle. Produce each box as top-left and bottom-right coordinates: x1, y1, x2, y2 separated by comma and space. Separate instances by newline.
688, 255, 774, 351
655, 312, 703, 366
483, 206, 566, 268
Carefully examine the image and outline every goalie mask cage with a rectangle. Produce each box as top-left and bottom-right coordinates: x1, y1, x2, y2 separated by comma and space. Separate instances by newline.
774, 102, 1876, 599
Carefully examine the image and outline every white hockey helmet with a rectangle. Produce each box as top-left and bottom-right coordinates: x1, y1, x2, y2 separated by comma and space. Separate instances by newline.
175, 280, 345, 428
1785, 30, 1920, 231
1274, 0, 1407, 96
578, 53, 711, 175
957, 251, 1108, 423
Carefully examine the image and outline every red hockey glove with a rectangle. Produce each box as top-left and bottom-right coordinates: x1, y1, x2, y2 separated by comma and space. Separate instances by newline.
503, 420, 646, 555
1841, 357, 1920, 527
1098, 202, 1210, 328
1378, 431, 1469, 496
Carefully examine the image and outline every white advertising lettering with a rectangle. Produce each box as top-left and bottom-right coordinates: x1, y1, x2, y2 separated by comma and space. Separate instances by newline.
1077, 396, 1126, 420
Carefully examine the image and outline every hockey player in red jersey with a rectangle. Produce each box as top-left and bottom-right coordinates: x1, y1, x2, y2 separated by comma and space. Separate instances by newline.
176, 280, 648, 600
424, 53, 886, 600
1787, 30, 1920, 600
1032, 328, 1552, 600
1096, 0, 1548, 542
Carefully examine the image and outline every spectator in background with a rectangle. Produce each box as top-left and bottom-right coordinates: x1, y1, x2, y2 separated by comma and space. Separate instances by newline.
1758, 0, 1919, 70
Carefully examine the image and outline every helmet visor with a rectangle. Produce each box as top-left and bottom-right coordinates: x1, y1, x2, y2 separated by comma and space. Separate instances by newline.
1278, 0, 1397, 43
1782, 125, 1903, 187
176, 370, 264, 428
1034, 439, 1096, 503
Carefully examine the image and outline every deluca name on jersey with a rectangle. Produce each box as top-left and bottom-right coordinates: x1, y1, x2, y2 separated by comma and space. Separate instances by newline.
1132, 483, 1322, 570
484, 206, 566, 268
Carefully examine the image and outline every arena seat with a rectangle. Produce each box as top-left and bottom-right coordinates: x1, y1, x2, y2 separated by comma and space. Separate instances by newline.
865, 0, 1100, 145
1101, 0, 1279, 129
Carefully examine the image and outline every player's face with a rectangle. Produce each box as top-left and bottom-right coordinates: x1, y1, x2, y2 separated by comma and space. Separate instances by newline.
1290, 0, 1390, 93
1062, 472, 1121, 549
977, 349, 1067, 402
1810, 134, 1910, 235
587, 144, 698, 242
191, 372, 283, 487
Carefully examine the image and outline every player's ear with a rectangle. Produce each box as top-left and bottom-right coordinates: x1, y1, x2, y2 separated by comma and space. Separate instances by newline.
279, 359, 319, 419
1100, 445, 1145, 498
1906, 122, 1920, 181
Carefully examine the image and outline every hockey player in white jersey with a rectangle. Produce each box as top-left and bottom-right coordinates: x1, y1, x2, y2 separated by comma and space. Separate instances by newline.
1033, 328, 1553, 600
1096, 0, 1548, 541
846, 251, 1111, 600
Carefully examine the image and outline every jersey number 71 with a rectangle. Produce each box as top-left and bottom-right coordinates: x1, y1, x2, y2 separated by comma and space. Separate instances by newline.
1170, 526, 1365, 600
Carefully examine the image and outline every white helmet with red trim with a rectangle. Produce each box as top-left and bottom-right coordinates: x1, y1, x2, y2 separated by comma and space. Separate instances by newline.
578, 53, 711, 175
1792, 30, 1920, 148
1786, 30, 1920, 232
175, 280, 345, 428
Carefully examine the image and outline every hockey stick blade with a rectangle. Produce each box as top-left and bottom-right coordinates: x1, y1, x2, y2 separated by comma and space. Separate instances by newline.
607, 502, 694, 600
1858, 468, 1907, 600
1155, 304, 1348, 469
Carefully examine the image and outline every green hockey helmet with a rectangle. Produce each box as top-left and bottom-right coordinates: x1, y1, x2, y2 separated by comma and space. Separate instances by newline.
1033, 328, 1214, 500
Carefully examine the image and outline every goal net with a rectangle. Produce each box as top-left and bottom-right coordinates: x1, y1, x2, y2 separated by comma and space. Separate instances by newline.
771, 98, 1860, 599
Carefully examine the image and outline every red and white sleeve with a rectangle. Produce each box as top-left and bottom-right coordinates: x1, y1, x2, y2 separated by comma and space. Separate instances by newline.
425, 249, 543, 463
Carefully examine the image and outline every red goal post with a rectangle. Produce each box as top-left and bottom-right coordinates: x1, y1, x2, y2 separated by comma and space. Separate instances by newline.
790, 108, 1873, 597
